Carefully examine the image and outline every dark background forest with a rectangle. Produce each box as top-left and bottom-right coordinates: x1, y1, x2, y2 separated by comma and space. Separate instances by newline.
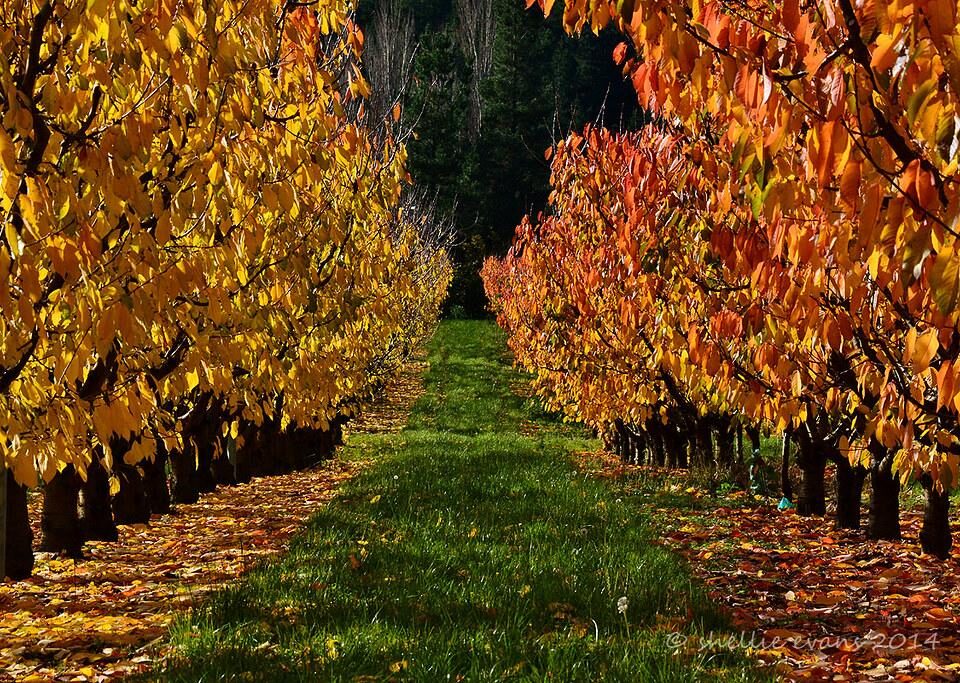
357, 0, 640, 316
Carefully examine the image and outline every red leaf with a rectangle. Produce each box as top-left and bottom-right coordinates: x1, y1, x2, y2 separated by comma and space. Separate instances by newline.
613, 41, 629, 65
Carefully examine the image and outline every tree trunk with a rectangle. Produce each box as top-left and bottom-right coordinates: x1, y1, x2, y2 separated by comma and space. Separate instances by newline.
612, 419, 625, 460
170, 448, 199, 504
692, 417, 713, 468
745, 425, 768, 494
834, 458, 866, 530
919, 474, 951, 559
79, 455, 118, 541
602, 423, 618, 456
629, 430, 642, 465
2, 470, 33, 579
867, 453, 901, 540
143, 447, 171, 514
647, 421, 679, 467
268, 434, 289, 473
636, 432, 647, 465
252, 423, 284, 476
259, 395, 289, 475
234, 423, 256, 483
304, 429, 319, 466
112, 464, 151, 525
676, 429, 689, 469
331, 416, 345, 447
621, 429, 634, 464
195, 441, 217, 494
746, 426, 762, 458
715, 417, 735, 468
40, 466, 83, 557
780, 432, 793, 502
212, 450, 237, 486
794, 431, 827, 516
736, 425, 744, 466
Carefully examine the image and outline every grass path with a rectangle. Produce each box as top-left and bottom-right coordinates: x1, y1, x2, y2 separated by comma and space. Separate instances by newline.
154, 321, 764, 681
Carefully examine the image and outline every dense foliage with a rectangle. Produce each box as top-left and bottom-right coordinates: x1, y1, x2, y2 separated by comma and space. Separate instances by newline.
485, 0, 960, 558
0, 0, 451, 579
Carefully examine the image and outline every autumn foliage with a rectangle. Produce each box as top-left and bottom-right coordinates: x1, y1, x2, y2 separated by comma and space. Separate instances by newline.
1, 0, 451, 578
484, 0, 960, 558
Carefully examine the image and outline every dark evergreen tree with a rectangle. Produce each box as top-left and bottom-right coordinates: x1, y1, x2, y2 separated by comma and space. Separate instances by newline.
359, 0, 638, 315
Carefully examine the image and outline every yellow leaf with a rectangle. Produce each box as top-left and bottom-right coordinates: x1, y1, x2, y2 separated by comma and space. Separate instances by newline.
791, 370, 803, 396
930, 245, 960, 314
4, 221, 20, 257
155, 213, 172, 245
167, 25, 186, 53
913, 330, 939, 374
208, 160, 223, 186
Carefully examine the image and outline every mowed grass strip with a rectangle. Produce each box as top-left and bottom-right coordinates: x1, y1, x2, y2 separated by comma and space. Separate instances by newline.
153, 321, 765, 682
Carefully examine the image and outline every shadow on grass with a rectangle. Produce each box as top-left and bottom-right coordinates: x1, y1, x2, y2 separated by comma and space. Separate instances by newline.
150, 321, 769, 682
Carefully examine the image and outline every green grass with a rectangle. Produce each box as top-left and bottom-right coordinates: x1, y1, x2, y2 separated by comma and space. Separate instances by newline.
151, 321, 767, 682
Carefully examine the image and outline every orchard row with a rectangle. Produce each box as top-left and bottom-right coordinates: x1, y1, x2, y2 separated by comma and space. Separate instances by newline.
0, 1, 451, 578
485, 0, 960, 556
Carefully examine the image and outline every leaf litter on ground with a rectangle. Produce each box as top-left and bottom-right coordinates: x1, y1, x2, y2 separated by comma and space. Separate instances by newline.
573, 450, 960, 683
0, 355, 426, 683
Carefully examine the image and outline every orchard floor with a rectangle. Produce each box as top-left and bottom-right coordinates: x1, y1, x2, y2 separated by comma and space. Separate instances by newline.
575, 455, 960, 682
0, 357, 425, 682
10, 321, 958, 683
150, 320, 763, 682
